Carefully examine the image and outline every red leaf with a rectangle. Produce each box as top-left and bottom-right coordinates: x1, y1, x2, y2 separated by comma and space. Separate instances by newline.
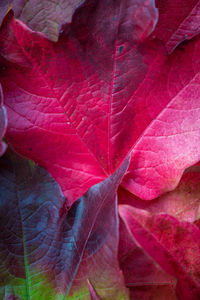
119, 205, 200, 300
2, 1, 200, 203
155, 0, 200, 53
0, 0, 158, 203
0, 84, 7, 156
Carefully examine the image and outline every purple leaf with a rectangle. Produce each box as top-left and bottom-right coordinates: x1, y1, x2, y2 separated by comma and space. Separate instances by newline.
0, 149, 129, 299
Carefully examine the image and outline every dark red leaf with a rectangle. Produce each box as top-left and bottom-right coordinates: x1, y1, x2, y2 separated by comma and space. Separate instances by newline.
119, 205, 200, 300
118, 217, 177, 299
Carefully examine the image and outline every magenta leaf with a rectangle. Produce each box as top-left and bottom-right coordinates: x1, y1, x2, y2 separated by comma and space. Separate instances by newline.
0, 0, 158, 203
1, 0, 200, 203
155, 0, 200, 53
12, 0, 83, 42
119, 205, 200, 300
0, 84, 7, 157
0, 149, 129, 299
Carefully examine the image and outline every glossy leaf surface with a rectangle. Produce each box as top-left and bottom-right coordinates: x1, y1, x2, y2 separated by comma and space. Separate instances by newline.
119, 205, 200, 300
0, 150, 129, 299
12, 0, 83, 41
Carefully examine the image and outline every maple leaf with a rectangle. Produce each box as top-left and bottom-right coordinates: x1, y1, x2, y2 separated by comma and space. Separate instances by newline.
1, 0, 200, 205
0, 0, 158, 203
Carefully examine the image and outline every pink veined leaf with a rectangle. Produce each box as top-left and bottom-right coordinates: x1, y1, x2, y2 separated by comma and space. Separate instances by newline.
0, 83, 7, 157
118, 217, 177, 299
12, 0, 83, 42
119, 205, 200, 300
0, 148, 129, 299
119, 167, 200, 223
154, 0, 200, 53
0, 0, 158, 203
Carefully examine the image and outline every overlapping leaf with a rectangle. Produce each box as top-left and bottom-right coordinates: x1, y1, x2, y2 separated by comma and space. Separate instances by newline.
119, 167, 200, 222
0, 84, 7, 157
119, 205, 200, 300
0, 149, 129, 300
155, 0, 200, 53
12, 0, 83, 42
118, 217, 177, 300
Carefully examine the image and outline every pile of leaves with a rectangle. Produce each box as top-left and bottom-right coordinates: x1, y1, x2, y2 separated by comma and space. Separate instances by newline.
0, 0, 200, 299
